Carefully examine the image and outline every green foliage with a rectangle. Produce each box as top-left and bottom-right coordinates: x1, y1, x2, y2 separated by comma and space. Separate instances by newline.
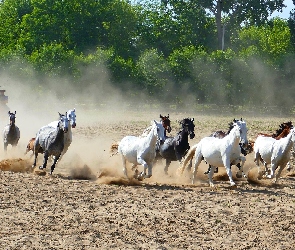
136, 48, 170, 94
234, 18, 292, 65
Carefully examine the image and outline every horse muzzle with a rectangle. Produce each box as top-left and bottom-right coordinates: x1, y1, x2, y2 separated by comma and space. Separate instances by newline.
72, 123, 76, 128
166, 126, 171, 133
159, 139, 165, 145
63, 127, 69, 133
190, 132, 195, 139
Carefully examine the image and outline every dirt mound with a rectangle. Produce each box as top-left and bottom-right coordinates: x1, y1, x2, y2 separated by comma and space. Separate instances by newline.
70, 164, 97, 180
0, 158, 32, 173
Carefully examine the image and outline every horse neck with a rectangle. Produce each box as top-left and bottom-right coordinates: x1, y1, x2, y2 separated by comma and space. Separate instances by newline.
226, 128, 241, 146
178, 129, 189, 144
53, 125, 65, 142
145, 125, 158, 146
281, 131, 295, 150
275, 129, 289, 140
8, 123, 15, 133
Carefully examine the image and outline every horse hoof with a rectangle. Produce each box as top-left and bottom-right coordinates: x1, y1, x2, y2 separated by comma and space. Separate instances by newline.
230, 184, 237, 189
236, 172, 243, 178
39, 166, 44, 170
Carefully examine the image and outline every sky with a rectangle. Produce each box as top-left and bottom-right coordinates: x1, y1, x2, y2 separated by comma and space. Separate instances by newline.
271, 0, 294, 19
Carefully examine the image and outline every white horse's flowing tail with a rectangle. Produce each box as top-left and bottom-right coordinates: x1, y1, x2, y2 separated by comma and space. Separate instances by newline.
178, 143, 198, 174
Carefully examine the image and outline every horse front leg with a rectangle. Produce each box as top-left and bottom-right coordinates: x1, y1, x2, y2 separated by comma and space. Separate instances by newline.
50, 154, 60, 175
164, 159, 171, 175
137, 157, 151, 179
223, 158, 236, 186
267, 162, 277, 180
121, 155, 128, 179
235, 156, 246, 178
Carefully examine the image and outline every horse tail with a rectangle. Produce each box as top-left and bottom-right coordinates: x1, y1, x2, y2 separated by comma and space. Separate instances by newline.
178, 143, 198, 174
110, 142, 119, 156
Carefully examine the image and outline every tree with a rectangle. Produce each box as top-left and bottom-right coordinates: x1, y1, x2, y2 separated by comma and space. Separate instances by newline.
198, 0, 285, 50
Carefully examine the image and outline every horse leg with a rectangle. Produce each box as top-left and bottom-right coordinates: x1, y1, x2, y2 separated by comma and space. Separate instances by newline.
39, 151, 49, 170
273, 165, 285, 184
192, 152, 203, 185
208, 165, 216, 187
3, 142, 7, 152
235, 156, 246, 178
254, 151, 264, 180
223, 158, 236, 186
164, 159, 171, 175
137, 158, 150, 178
204, 165, 211, 175
32, 151, 38, 168
50, 154, 60, 175
121, 155, 128, 178
267, 162, 277, 179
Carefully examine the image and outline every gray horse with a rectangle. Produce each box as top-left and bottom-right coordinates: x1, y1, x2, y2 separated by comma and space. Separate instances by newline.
32, 113, 69, 175
3, 111, 20, 152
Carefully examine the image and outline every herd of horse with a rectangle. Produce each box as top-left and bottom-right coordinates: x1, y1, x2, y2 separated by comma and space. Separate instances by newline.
112, 114, 295, 187
2, 109, 295, 187
3, 109, 76, 175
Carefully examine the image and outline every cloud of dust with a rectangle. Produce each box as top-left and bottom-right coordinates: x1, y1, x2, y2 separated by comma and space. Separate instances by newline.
0, 53, 294, 182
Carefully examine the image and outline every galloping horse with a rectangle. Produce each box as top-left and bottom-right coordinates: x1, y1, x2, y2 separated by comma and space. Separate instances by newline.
254, 121, 293, 177
118, 120, 165, 180
203, 119, 253, 176
179, 119, 248, 187
3, 111, 20, 152
32, 113, 69, 175
155, 118, 195, 174
26, 109, 77, 160
253, 128, 295, 183
47, 108, 76, 161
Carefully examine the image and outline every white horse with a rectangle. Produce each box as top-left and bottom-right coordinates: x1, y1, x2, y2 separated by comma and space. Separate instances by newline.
179, 119, 248, 187
118, 120, 165, 180
253, 128, 295, 183
47, 108, 76, 161
32, 113, 69, 175
3, 111, 20, 152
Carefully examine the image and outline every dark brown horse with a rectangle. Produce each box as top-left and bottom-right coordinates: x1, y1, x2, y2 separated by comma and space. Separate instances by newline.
3, 111, 20, 152
160, 114, 171, 137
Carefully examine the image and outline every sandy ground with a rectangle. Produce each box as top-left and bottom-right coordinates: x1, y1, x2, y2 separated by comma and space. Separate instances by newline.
1, 111, 295, 249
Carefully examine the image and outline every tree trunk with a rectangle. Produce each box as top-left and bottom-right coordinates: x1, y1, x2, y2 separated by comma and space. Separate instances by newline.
216, 0, 223, 50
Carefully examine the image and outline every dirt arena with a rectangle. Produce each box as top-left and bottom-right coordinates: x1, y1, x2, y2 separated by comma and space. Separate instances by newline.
1, 110, 295, 249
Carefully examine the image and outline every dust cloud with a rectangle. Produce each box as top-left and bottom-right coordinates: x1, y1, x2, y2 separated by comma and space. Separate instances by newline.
0, 54, 294, 184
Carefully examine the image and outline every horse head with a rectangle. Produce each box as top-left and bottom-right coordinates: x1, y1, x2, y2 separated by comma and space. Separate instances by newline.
67, 108, 76, 128
180, 118, 195, 139
233, 118, 248, 149
160, 114, 171, 133
153, 120, 165, 144
8, 111, 16, 125
58, 112, 69, 133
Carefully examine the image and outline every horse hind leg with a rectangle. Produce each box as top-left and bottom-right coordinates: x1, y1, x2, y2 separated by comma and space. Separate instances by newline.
39, 151, 49, 170
208, 165, 216, 187
192, 153, 203, 184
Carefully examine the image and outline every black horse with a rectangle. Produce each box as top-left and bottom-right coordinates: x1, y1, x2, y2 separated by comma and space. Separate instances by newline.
155, 118, 195, 174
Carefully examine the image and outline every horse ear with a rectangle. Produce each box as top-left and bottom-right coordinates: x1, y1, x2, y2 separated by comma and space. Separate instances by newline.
160, 114, 163, 118
241, 117, 243, 121
192, 118, 194, 121
14, 111, 16, 114
167, 114, 169, 118
8, 111, 10, 115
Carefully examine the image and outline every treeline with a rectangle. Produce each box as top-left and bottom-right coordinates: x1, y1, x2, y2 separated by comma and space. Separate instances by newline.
0, 0, 295, 109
